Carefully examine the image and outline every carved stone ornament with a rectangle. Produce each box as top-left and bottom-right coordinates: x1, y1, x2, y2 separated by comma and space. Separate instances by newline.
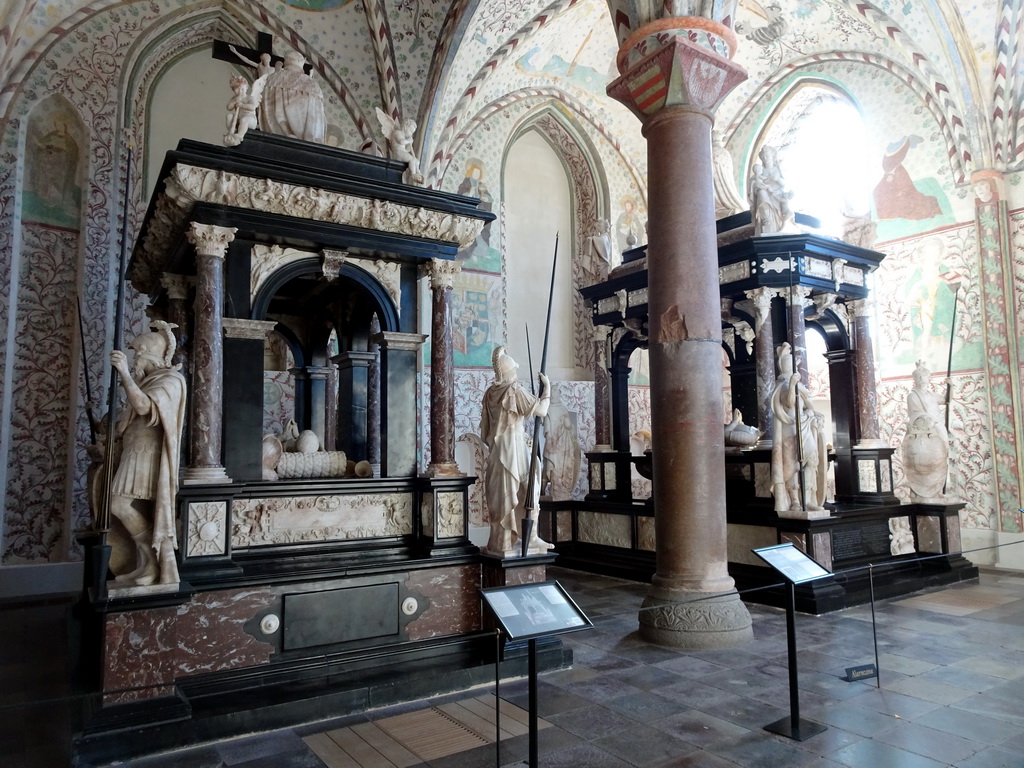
186, 501, 228, 557
186, 222, 236, 258
232, 493, 413, 548
761, 257, 789, 274
252, 245, 313, 300
373, 332, 427, 352
131, 163, 484, 293
426, 258, 462, 290
223, 318, 278, 340
160, 273, 191, 300
436, 492, 464, 539
354, 258, 402, 312
719, 261, 751, 284
321, 248, 348, 280
744, 286, 780, 333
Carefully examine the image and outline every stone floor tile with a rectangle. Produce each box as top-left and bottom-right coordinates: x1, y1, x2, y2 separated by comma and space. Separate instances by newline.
651, 709, 749, 749
954, 746, 1024, 768
881, 674, 975, 705
914, 707, 1024, 745
829, 738, 947, 768
593, 722, 700, 767
872, 720, 985, 764
706, 730, 827, 767
546, 703, 637, 740
812, 702, 900, 737
844, 687, 943, 720
602, 691, 691, 723
216, 730, 308, 766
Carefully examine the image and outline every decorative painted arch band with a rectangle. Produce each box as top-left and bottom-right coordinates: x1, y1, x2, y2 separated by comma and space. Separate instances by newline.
723, 52, 972, 185
441, 86, 646, 200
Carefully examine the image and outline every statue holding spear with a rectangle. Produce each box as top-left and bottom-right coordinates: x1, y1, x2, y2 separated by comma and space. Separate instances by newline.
479, 234, 558, 557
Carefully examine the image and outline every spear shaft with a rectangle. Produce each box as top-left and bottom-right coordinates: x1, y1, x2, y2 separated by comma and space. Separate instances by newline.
522, 233, 558, 553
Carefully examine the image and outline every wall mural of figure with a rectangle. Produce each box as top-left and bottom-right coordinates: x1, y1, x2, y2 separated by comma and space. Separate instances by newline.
873, 135, 942, 221
23, 97, 84, 229
455, 158, 499, 272
615, 195, 640, 254
904, 237, 961, 368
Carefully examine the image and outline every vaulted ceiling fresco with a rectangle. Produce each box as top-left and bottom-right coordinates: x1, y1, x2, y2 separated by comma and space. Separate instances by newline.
2, 0, 1020, 191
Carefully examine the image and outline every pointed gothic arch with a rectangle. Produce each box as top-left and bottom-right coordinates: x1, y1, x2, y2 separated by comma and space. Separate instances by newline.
501, 102, 610, 373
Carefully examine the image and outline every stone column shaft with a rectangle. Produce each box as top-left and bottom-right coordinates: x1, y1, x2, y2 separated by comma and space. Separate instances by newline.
608, 23, 752, 649
788, 285, 812, 387
426, 259, 462, 476
593, 327, 612, 448
161, 273, 192, 370
745, 287, 778, 444
183, 223, 235, 485
367, 314, 382, 473
850, 299, 885, 447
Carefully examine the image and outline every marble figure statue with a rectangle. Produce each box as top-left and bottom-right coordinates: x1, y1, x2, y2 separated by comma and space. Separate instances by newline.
479, 345, 552, 556
901, 360, 951, 502
107, 321, 187, 586
260, 51, 326, 143
375, 108, 424, 186
770, 342, 828, 517
585, 218, 614, 285
541, 387, 582, 502
748, 144, 797, 236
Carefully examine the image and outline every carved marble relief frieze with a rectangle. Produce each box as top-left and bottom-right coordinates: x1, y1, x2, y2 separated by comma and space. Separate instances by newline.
232, 493, 413, 548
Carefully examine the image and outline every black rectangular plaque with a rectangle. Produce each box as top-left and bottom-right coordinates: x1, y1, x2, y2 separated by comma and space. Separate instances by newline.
284, 583, 399, 650
753, 543, 831, 584
480, 581, 592, 641
832, 521, 892, 561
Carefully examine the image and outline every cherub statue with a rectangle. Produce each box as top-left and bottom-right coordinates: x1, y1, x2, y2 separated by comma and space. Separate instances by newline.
375, 107, 424, 186
224, 74, 268, 147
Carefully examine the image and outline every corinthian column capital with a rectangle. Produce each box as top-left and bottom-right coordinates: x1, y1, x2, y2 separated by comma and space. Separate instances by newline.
186, 223, 236, 258
426, 258, 461, 290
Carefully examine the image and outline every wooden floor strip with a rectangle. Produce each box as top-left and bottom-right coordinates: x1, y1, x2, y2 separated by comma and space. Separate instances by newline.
326, 726, 397, 768
349, 722, 421, 768
303, 732, 360, 768
306, 697, 549, 766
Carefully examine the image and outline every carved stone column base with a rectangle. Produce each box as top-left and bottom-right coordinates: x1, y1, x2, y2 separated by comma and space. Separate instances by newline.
776, 508, 833, 521
426, 462, 463, 478
639, 587, 752, 650
182, 466, 232, 485
854, 439, 889, 449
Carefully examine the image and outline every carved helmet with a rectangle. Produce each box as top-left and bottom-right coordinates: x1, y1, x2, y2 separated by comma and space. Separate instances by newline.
491, 345, 517, 381
130, 321, 178, 369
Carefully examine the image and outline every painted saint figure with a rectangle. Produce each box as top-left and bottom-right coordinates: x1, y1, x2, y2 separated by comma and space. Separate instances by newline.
107, 322, 187, 586
770, 342, 828, 518
901, 360, 951, 503
479, 346, 553, 556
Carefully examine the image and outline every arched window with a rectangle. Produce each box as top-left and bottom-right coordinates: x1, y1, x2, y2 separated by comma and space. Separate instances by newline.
754, 84, 873, 237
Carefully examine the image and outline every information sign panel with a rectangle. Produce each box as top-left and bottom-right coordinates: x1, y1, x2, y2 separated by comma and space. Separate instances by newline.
753, 543, 832, 584
480, 581, 592, 641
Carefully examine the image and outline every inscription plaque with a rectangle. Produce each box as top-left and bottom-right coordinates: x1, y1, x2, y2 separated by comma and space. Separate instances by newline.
832, 521, 892, 561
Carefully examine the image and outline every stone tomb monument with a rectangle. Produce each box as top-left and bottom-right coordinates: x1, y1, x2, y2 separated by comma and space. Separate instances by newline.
76, 133, 569, 764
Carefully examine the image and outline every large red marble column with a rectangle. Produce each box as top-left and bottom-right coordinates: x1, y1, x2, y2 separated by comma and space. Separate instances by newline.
744, 286, 779, 444
593, 325, 612, 449
608, 18, 752, 648
849, 298, 885, 448
426, 258, 462, 476
787, 285, 812, 387
183, 223, 235, 485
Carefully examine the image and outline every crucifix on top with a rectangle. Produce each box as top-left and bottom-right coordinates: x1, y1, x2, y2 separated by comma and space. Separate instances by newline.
213, 31, 326, 145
